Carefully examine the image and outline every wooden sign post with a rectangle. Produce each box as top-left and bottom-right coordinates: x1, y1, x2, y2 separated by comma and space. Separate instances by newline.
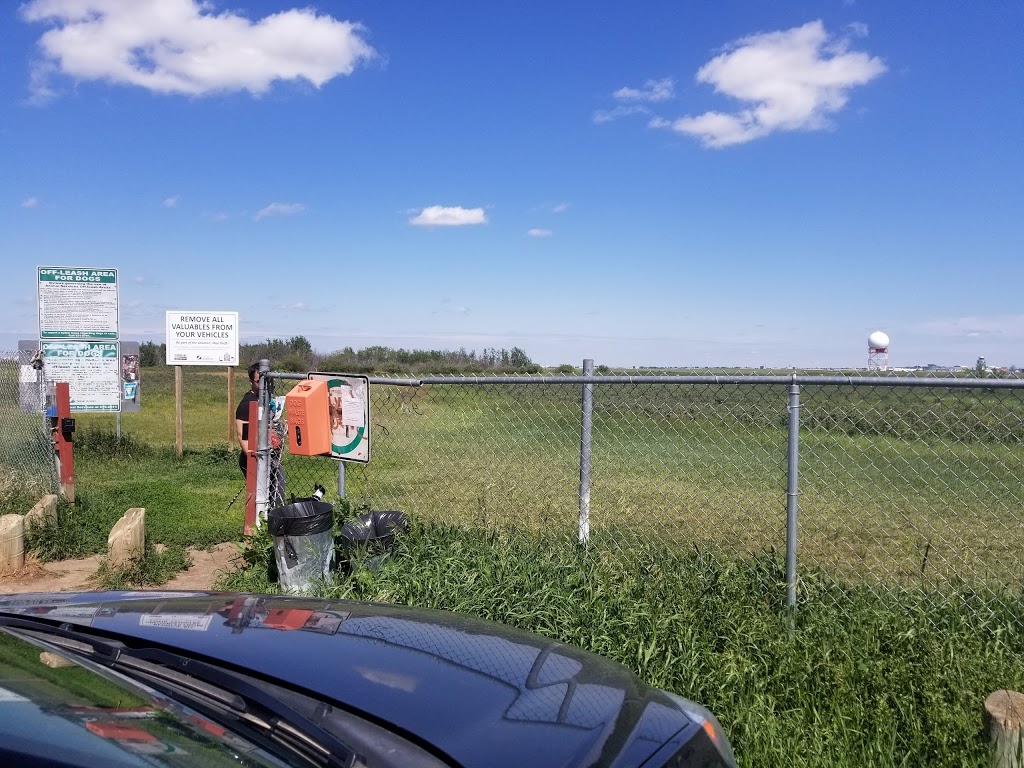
175, 365, 183, 458
228, 366, 235, 450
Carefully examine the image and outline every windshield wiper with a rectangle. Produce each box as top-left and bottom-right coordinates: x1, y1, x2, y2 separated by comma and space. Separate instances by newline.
4, 619, 364, 768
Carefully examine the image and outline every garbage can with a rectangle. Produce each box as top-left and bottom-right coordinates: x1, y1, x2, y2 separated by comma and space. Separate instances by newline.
267, 498, 334, 593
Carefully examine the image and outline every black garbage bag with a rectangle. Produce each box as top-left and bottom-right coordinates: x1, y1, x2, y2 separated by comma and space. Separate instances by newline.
338, 511, 409, 572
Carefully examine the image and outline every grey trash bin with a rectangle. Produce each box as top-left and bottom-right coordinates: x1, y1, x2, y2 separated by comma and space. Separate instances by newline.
267, 498, 334, 593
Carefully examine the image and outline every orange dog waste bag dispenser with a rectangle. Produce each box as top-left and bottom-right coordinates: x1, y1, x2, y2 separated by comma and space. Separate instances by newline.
285, 380, 332, 456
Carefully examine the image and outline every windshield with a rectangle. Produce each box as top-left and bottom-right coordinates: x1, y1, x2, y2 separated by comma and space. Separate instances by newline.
0, 622, 449, 768
0, 627, 289, 767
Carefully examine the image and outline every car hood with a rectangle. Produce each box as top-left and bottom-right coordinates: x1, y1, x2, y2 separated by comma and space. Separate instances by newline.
0, 591, 701, 768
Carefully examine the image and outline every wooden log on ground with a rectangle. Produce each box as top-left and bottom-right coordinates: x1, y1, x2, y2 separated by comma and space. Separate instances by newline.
0, 515, 26, 573
24, 494, 58, 531
107, 507, 146, 568
986, 689, 1024, 768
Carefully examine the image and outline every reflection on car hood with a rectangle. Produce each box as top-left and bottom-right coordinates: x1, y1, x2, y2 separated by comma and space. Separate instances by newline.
0, 591, 700, 768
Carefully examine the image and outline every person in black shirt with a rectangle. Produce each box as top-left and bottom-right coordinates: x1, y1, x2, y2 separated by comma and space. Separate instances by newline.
235, 363, 261, 477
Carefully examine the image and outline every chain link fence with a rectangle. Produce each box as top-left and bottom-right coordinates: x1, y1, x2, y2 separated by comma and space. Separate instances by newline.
260, 367, 1024, 615
0, 352, 57, 511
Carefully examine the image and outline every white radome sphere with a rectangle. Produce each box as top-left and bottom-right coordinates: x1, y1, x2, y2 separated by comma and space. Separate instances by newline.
868, 331, 889, 349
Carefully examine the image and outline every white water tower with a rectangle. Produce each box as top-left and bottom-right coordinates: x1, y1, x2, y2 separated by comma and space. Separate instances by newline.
867, 331, 889, 371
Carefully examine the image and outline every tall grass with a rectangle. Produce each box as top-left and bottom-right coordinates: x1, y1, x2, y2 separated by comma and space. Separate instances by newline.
0, 473, 52, 517
219, 523, 1024, 768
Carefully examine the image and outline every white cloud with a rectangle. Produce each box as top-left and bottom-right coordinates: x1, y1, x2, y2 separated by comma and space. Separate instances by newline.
162, 195, 179, 208
133, 276, 145, 284
27, 61, 58, 104
593, 105, 650, 124
254, 202, 304, 221
613, 77, 674, 102
527, 228, 552, 238
552, 202, 570, 213
410, 206, 486, 227
654, 20, 885, 148
279, 302, 308, 311
21, 0, 375, 99
594, 78, 674, 123
202, 211, 228, 222
21, 196, 39, 208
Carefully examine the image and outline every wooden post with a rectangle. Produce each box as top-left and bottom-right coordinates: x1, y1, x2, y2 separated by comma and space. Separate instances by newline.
243, 400, 259, 535
55, 382, 75, 503
228, 365, 236, 451
0, 515, 25, 574
175, 364, 183, 458
986, 690, 1024, 768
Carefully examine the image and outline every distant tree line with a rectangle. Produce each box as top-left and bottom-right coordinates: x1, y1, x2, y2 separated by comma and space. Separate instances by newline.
138, 337, 539, 374
138, 341, 166, 367
317, 344, 538, 375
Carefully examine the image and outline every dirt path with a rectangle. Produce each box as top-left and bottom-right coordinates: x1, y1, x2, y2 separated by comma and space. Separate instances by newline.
161, 543, 242, 591
0, 542, 243, 595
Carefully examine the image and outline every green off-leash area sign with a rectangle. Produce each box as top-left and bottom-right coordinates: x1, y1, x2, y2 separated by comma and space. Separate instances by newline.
37, 266, 119, 340
41, 341, 121, 412
36, 265, 121, 412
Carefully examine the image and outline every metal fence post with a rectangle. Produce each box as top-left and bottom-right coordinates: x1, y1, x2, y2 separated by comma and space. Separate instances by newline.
579, 358, 594, 545
786, 379, 801, 611
255, 359, 271, 527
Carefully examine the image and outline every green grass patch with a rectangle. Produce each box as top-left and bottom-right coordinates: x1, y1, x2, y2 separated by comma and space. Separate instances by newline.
74, 366, 294, 447
94, 542, 192, 590
24, 494, 113, 561
219, 523, 1024, 768
25, 427, 246, 561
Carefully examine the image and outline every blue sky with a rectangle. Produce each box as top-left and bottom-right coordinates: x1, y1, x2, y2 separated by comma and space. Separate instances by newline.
2, 1, 1021, 368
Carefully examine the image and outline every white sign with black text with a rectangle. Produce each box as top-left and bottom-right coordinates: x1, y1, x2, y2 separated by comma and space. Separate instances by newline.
165, 311, 239, 366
